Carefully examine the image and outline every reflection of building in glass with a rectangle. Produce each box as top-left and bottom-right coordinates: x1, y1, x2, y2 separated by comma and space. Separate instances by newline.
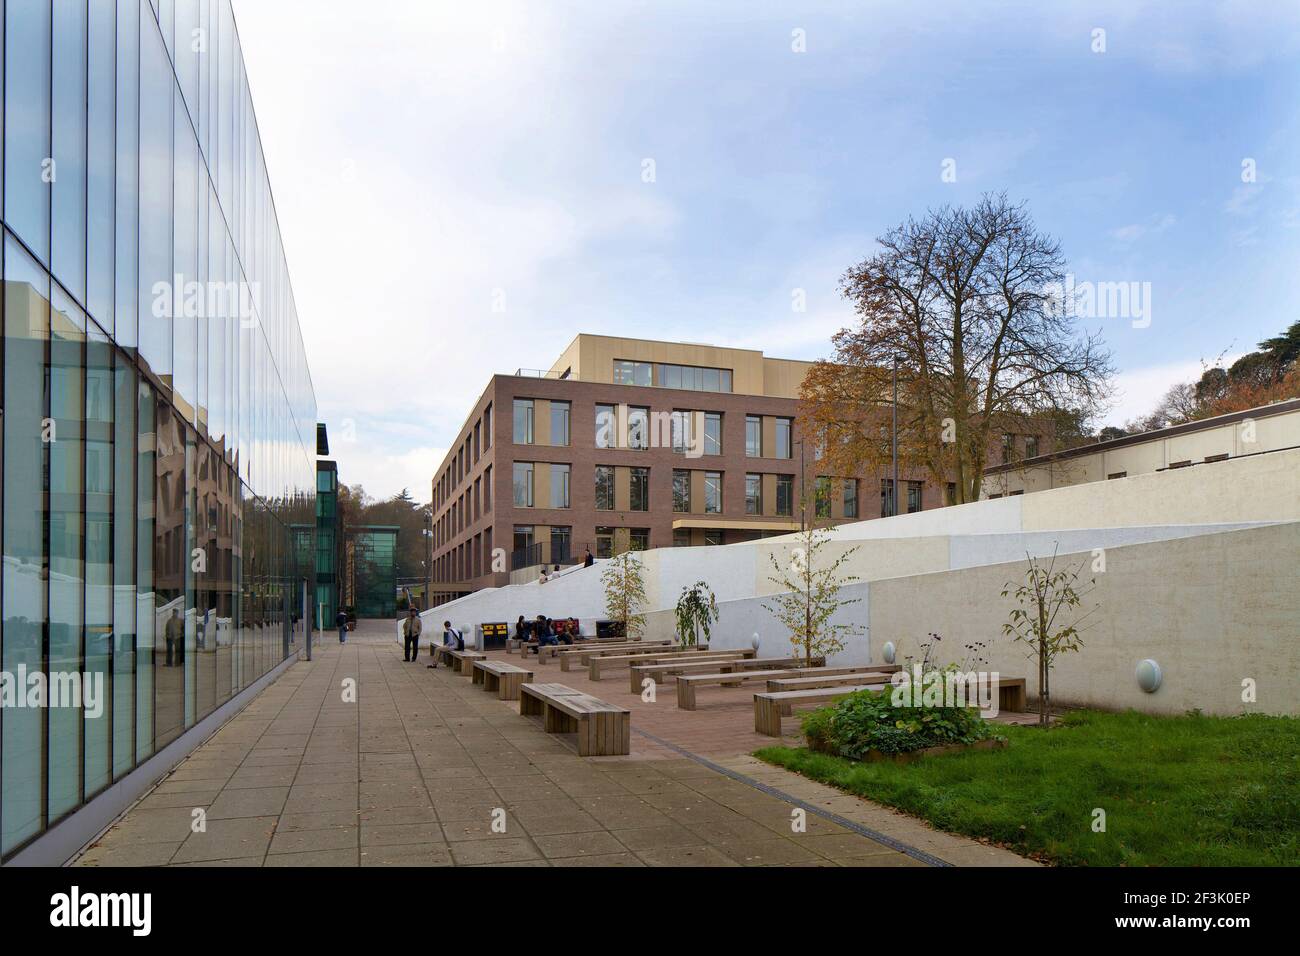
1, 2, 316, 863
346, 526, 399, 618
315, 458, 342, 621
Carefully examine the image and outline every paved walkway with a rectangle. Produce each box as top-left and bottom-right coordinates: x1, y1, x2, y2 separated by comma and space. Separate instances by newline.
74, 623, 1036, 867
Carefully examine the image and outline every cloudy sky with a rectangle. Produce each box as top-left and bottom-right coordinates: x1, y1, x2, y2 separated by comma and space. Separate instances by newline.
230, 0, 1300, 501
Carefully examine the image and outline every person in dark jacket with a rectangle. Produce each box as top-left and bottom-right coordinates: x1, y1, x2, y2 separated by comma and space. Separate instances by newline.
336, 608, 348, 644
583, 548, 594, 568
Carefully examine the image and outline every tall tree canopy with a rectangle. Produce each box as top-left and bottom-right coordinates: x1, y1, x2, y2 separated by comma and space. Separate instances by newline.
1123, 319, 1300, 433
800, 194, 1113, 502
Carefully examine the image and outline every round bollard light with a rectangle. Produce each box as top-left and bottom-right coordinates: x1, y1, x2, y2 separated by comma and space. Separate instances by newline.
1136, 659, 1162, 693
882, 641, 896, 665
751, 633, 760, 652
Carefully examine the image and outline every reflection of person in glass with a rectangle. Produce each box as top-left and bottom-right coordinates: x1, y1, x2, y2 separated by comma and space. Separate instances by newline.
165, 609, 183, 667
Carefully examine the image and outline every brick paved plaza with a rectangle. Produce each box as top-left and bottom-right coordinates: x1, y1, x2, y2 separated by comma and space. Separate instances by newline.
74, 623, 1036, 867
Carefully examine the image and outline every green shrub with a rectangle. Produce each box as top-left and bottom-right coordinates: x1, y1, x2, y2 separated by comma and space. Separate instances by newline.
799, 688, 1001, 758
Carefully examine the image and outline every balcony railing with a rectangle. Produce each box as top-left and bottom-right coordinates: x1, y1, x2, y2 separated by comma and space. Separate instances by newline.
510, 540, 585, 571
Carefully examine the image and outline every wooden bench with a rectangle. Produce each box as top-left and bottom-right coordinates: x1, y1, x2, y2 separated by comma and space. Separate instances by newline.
675, 665, 878, 710
628, 655, 826, 694
558, 640, 674, 671
519, 683, 631, 756
433, 646, 485, 675
753, 684, 889, 736
589, 647, 752, 681
765, 671, 897, 695
471, 660, 534, 700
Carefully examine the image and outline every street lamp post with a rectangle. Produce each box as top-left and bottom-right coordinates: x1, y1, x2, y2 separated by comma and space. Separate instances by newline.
423, 512, 432, 611
891, 354, 900, 517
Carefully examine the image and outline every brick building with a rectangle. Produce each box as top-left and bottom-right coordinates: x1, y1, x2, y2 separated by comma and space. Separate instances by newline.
428, 335, 974, 606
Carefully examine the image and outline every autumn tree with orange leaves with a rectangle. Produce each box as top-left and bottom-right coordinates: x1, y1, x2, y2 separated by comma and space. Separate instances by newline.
800, 194, 1113, 504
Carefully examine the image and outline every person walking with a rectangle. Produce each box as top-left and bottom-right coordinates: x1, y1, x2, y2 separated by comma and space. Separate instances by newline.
164, 609, 183, 667
336, 608, 348, 644
402, 607, 423, 662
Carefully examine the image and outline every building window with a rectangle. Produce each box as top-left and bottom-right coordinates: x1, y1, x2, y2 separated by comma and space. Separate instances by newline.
776, 475, 794, 516
946, 482, 957, 506
484, 465, 492, 512
815, 477, 832, 518
513, 525, 535, 553
513, 399, 534, 444
673, 529, 691, 547
595, 403, 616, 448
843, 478, 858, 519
595, 465, 615, 511
1002, 433, 1014, 464
484, 403, 492, 447
673, 470, 691, 512
513, 462, 534, 507
595, 526, 614, 559
704, 529, 723, 546
551, 400, 570, 447
629, 528, 650, 552
550, 463, 570, 509
630, 467, 650, 511
550, 526, 571, 564
703, 412, 722, 455
704, 472, 723, 514
881, 478, 895, 517
745, 474, 762, 515
613, 359, 653, 386
627, 406, 649, 450
907, 480, 924, 514
746, 416, 763, 457
670, 410, 693, 454
775, 417, 793, 459
1024, 435, 1038, 459
654, 363, 732, 392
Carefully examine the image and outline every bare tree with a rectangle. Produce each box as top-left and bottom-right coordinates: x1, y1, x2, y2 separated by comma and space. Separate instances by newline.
801, 193, 1114, 503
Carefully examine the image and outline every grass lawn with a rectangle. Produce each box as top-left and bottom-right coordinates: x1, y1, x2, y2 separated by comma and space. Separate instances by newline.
755, 709, 1299, 866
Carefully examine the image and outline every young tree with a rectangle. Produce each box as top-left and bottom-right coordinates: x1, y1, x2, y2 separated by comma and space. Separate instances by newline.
674, 581, 719, 648
1001, 549, 1099, 727
800, 193, 1113, 503
601, 551, 648, 641
762, 524, 862, 666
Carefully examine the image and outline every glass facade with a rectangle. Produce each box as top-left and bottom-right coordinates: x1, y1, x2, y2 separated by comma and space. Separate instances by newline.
1, 0, 317, 860
347, 526, 398, 618
315, 461, 340, 620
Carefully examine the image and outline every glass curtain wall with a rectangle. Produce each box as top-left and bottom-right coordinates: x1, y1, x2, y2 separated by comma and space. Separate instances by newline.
0, 0, 318, 860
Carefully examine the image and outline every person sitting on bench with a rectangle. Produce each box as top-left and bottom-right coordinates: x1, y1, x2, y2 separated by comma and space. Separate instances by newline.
429, 620, 463, 668
535, 615, 559, 648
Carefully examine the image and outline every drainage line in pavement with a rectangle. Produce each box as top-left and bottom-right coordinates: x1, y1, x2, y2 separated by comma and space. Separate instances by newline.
631, 727, 952, 868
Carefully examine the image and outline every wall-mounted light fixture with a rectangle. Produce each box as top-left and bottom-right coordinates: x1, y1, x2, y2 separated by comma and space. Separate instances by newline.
882, 641, 896, 665
1136, 659, 1162, 693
